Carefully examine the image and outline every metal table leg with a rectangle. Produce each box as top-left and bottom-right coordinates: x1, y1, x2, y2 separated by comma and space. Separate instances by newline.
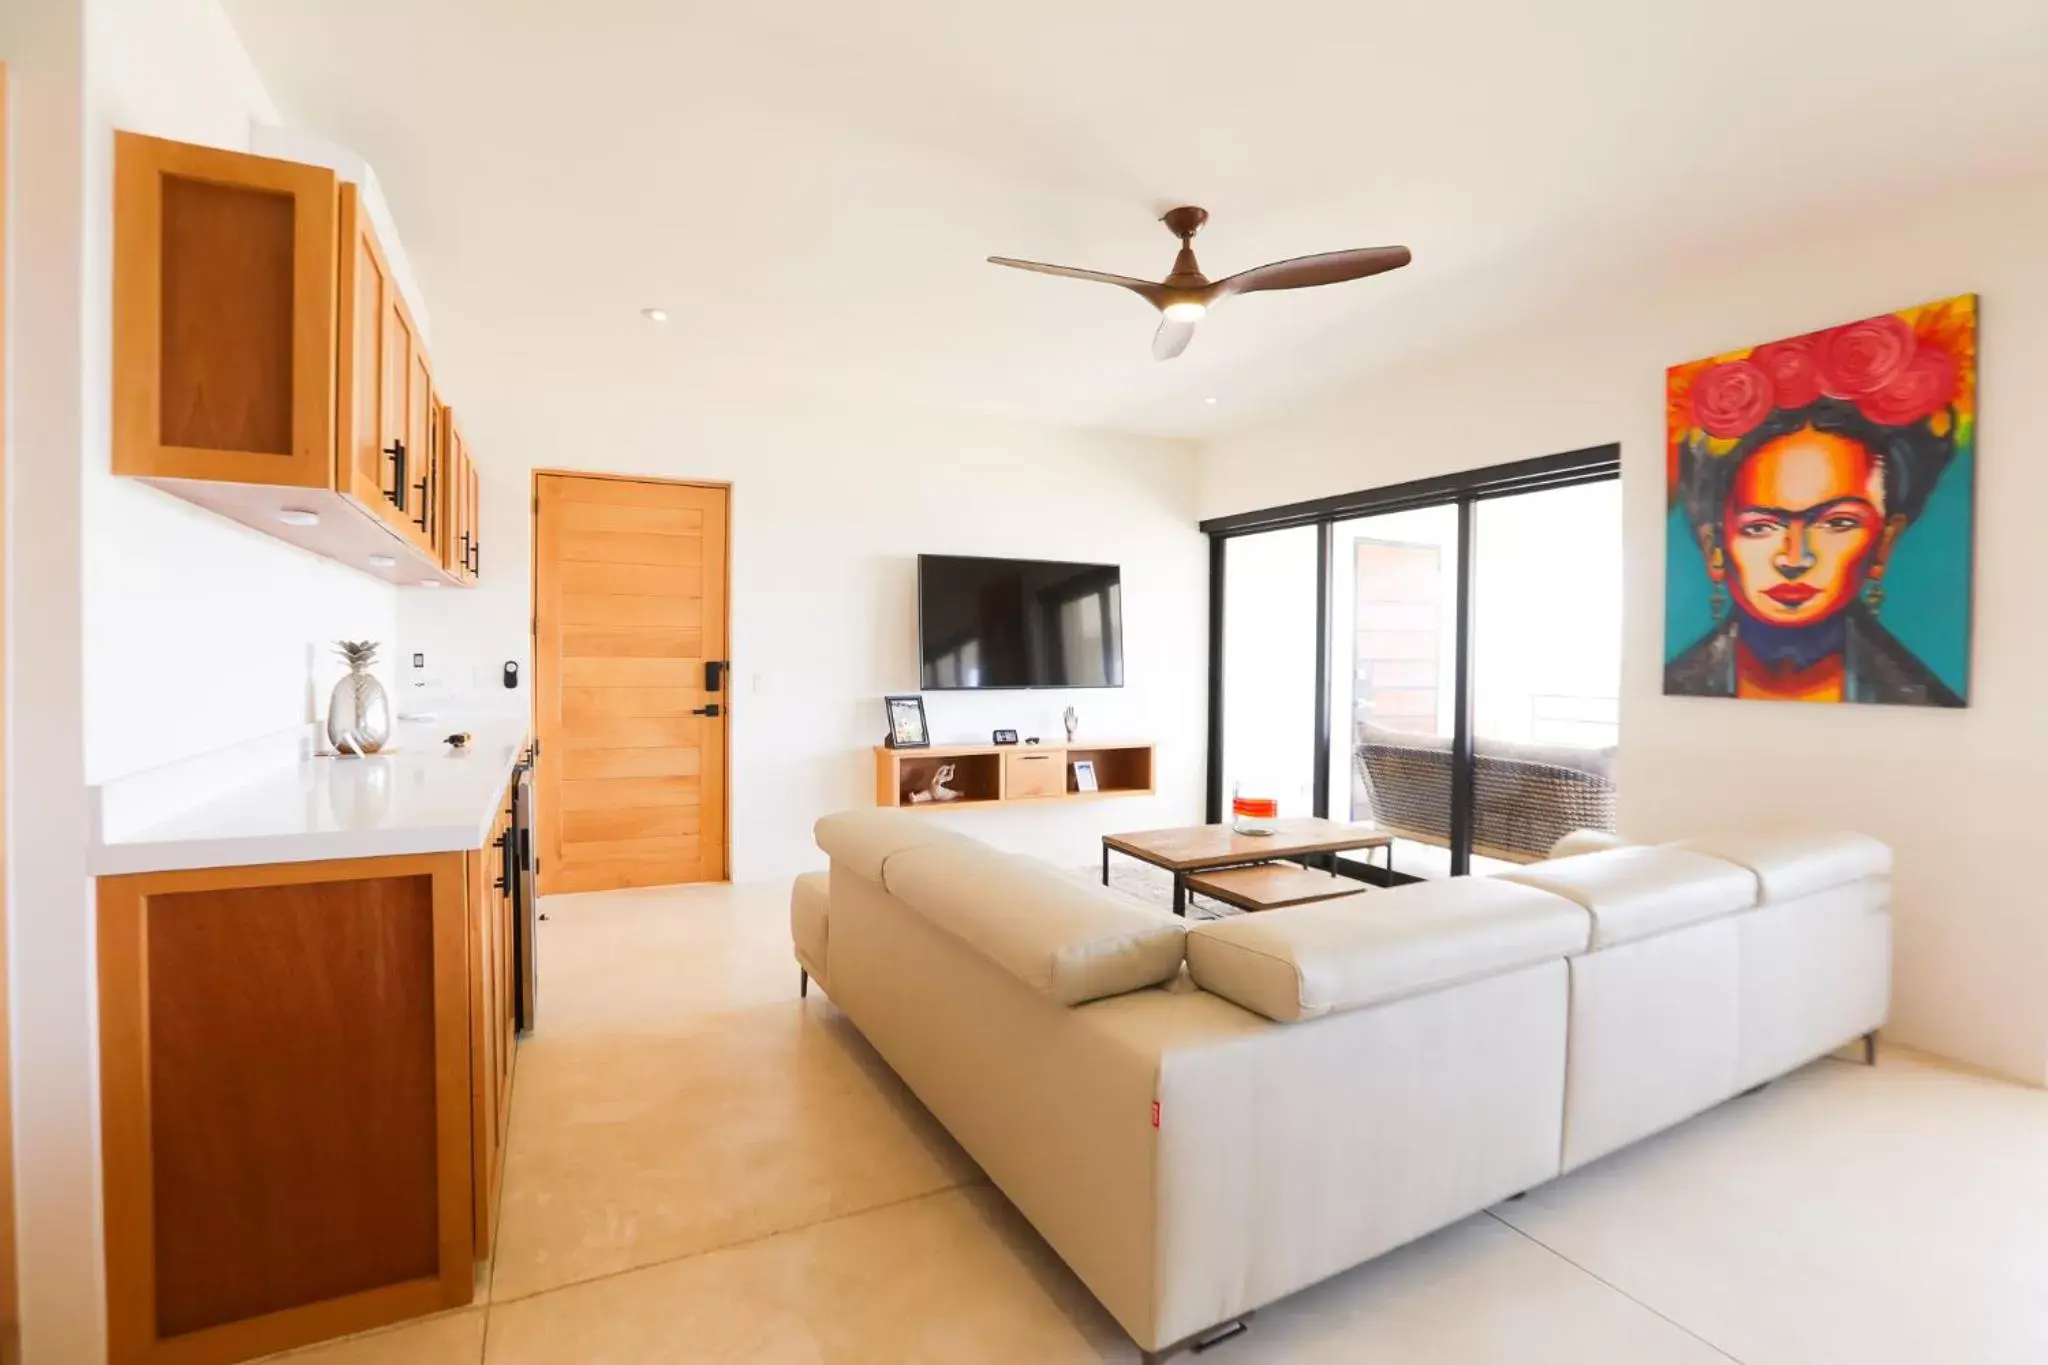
1102, 843, 1110, 886
1172, 872, 1187, 917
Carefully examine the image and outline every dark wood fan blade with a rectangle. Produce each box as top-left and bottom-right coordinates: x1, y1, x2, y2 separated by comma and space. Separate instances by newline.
1211, 246, 1411, 299
1152, 315, 1197, 361
988, 257, 1165, 306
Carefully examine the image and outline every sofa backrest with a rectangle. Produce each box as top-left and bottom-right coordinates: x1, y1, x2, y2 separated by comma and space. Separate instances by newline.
1184, 876, 1588, 1022
816, 809, 1186, 1005
1499, 845, 1759, 948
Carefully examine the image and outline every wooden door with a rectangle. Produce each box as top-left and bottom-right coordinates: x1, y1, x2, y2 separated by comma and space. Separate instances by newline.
112, 132, 337, 487
534, 474, 729, 893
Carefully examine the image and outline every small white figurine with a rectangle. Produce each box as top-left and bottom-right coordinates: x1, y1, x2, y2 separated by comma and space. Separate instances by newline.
1063, 705, 1079, 742
909, 763, 962, 804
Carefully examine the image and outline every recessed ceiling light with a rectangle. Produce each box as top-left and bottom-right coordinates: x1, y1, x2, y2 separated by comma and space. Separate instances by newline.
1203, 396, 1219, 406
418, 580, 441, 588
368, 554, 396, 568
278, 508, 320, 526
642, 307, 669, 323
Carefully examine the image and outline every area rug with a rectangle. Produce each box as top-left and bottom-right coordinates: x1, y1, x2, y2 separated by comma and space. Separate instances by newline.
1068, 861, 1245, 921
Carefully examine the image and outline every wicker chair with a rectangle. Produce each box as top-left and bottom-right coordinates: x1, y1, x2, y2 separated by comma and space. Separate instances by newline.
1353, 724, 1616, 864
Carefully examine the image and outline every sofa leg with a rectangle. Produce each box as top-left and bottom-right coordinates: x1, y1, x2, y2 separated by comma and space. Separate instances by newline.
1863, 1030, 1877, 1066
799, 969, 808, 999
1139, 1313, 1253, 1363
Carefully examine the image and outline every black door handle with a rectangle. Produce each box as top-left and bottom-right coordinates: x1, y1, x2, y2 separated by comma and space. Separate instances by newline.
691, 704, 722, 718
706, 660, 726, 693
384, 439, 407, 509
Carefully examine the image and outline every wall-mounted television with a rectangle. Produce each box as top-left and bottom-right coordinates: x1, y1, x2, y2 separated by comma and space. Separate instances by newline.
918, 554, 1124, 690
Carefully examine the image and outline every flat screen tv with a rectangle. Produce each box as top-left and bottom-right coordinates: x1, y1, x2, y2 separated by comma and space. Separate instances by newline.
918, 554, 1124, 690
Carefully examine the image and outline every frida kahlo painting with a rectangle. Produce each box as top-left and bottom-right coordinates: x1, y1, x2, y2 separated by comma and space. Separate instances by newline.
1664, 294, 1975, 707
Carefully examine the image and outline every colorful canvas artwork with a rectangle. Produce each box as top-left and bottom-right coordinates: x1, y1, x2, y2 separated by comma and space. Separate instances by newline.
1664, 295, 1975, 706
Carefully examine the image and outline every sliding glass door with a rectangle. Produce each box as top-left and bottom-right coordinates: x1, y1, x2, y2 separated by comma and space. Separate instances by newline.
1325, 505, 1461, 877
1207, 448, 1622, 881
1218, 526, 1319, 821
1468, 480, 1622, 871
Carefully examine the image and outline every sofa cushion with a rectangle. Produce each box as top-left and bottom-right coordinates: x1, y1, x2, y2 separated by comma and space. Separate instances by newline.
1548, 828, 1632, 859
1183, 877, 1588, 1023
814, 809, 972, 884
880, 841, 1185, 1006
1500, 846, 1757, 949
1670, 829, 1891, 903
791, 871, 829, 981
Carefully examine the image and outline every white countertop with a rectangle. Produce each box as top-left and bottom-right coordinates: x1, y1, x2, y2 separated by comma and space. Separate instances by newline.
90, 717, 532, 875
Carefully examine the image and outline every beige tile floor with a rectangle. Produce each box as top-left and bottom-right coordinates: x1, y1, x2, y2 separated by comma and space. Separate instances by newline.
269, 880, 2048, 1365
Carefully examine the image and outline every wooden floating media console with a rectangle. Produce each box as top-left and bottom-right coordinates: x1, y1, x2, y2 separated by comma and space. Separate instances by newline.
875, 741, 1155, 809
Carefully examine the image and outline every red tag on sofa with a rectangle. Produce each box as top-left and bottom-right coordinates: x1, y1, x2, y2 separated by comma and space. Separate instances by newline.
1150, 1101, 1161, 1129
1231, 796, 1278, 820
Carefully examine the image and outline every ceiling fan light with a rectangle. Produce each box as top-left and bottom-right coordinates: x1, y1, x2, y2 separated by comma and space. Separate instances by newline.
1162, 300, 1207, 322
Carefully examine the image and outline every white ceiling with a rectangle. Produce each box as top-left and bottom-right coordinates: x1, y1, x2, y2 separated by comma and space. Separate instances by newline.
221, 0, 2048, 437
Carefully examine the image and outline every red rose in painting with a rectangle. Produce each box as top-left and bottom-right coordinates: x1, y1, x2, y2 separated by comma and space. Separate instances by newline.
1859, 346, 1958, 427
1818, 315, 1915, 398
1749, 335, 1825, 409
1690, 359, 1775, 439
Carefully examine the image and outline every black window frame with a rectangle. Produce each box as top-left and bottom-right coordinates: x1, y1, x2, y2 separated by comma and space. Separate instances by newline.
1202, 443, 1621, 879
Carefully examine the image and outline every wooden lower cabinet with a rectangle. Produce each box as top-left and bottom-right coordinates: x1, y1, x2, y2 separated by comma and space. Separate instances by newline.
470, 800, 518, 1257
97, 834, 519, 1365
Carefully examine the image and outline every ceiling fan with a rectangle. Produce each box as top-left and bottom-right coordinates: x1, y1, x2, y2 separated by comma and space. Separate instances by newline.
988, 206, 1411, 360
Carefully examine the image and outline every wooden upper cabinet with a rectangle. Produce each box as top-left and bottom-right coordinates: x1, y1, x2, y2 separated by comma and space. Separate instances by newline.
113, 133, 338, 486
114, 133, 481, 588
426, 387, 447, 562
403, 333, 437, 555
336, 183, 396, 519
466, 444, 480, 582
439, 409, 480, 585
374, 265, 438, 560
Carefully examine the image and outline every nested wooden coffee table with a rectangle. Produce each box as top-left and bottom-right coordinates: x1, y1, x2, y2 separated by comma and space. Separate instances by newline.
1102, 818, 1394, 916
1182, 863, 1370, 913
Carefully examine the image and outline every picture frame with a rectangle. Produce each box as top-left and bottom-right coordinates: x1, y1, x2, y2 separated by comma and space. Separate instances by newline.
1071, 759, 1099, 793
884, 694, 931, 749
992, 728, 1019, 745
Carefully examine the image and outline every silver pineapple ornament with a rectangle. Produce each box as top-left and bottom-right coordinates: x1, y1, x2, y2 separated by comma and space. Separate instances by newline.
326, 639, 393, 755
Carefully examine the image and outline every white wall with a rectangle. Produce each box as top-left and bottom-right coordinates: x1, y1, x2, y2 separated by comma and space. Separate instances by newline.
1199, 163, 2048, 1085
4, 0, 405, 1356
2, 2, 104, 1357
82, 0, 397, 784
399, 382, 1207, 880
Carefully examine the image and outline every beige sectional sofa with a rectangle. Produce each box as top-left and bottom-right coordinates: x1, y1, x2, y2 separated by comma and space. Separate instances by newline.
792, 812, 1891, 1361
